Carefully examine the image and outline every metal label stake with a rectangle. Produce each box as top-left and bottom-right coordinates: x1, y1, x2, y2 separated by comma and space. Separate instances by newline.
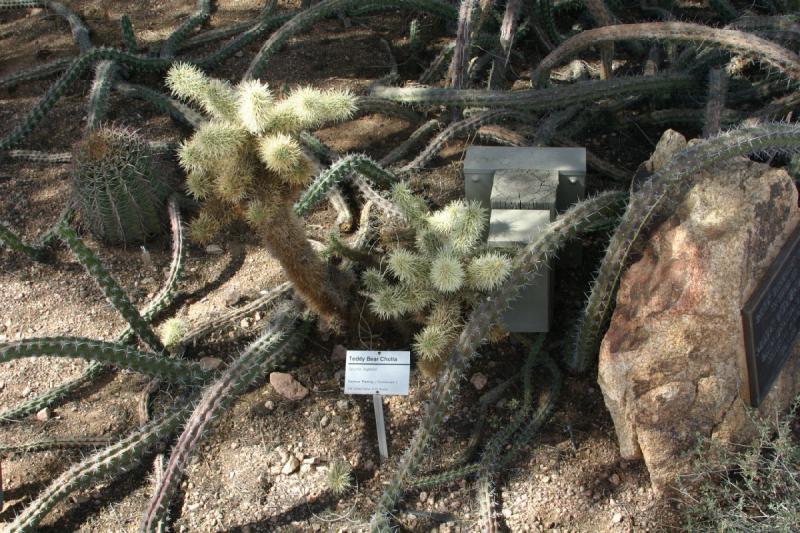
372, 394, 389, 461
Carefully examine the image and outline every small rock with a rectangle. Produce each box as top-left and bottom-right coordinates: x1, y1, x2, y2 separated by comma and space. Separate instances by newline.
240, 318, 250, 329
36, 407, 50, 421
609, 473, 621, 486
21, 386, 31, 397
264, 400, 275, 411
141, 277, 155, 285
199, 357, 223, 371
223, 287, 243, 306
336, 399, 349, 410
205, 244, 223, 255
470, 373, 488, 390
302, 457, 315, 464
281, 456, 301, 475
320, 415, 330, 428
269, 372, 309, 401
300, 463, 313, 474
187, 502, 201, 512
612, 512, 623, 524
331, 344, 347, 361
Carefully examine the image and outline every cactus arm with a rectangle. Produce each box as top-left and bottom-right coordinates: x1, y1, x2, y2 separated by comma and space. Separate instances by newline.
532, 22, 800, 85
381, 119, 442, 166
140, 309, 306, 531
243, 0, 457, 80
571, 122, 800, 372
193, 12, 295, 69
177, 282, 293, 348
114, 81, 206, 129
119, 15, 139, 52
368, 192, 627, 531
0, 436, 113, 455
0, 362, 105, 422
5, 405, 192, 533
353, 96, 423, 123
294, 155, 397, 216
160, 0, 212, 58
419, 41, 456, 84
6, 150, 72, 163
0, 58, 71, 90
0, 221, 51, 262
86, 60, 119, 131
0, 47, 172, 150
56, 221, 164, 352
1, 1, 92, 52
0, 337, 208, 382
371, 74, 698, 108
401, 109, 515, 171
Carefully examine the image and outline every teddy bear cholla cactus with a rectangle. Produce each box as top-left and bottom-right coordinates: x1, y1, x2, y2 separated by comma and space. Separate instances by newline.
166, 63, 356, 326
363, 183, 512, 376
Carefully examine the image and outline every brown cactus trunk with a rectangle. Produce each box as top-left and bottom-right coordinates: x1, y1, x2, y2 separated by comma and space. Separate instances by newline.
259, 201, 351, 330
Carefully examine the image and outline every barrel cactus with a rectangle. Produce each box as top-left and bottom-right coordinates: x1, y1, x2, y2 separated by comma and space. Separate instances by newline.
71, 126, 172, 245
363, 183, 512, 376
165, 63, 356, 327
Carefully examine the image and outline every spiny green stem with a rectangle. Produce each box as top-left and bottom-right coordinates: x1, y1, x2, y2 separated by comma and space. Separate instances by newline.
369, 192, 627, 531
571, 122, 800, 372
57, 221, 163, 351
295, 155, 397, 216
0, 437, 113, 455
372, 74, 698, 108
86, 60, 119, 132
382, 119, 441, 166
6, 150, 71, 163
0, 337, 208, 382
5, 405, 192, 533
114, 81, 206, 129
160, 0, 211, 58
532, 22, 800, 85
0, 221, 51, 262
0, 58, 71, 89
119, 15, 139, 52
140, 309, 307, 531
243, 0, 458, 80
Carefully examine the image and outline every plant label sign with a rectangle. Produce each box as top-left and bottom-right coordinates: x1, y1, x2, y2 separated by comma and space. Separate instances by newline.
344, 350, 410, 396
741, 224, 800, 407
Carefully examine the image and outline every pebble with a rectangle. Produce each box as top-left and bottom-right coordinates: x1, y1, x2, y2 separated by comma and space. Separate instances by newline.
264, 400, 275, 411
320, 415, 330, 428
470, 372, 488, 390
269, 372, 309, 401
336, 399, 349, 410
36, 407, 50, 421
609, 473, 621, 486
205, 244, 223, 255
199, 357, 223, 371
612, 512, 623, 524
21, 386, 31, 397
281, 456, 300, 475
331, 344, 347, 361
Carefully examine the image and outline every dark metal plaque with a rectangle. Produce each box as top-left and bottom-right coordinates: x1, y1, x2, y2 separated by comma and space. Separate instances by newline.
741, 224, 800, 407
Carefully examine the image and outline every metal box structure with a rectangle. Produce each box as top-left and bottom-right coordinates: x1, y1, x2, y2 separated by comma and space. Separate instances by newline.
464, 146, 587, 332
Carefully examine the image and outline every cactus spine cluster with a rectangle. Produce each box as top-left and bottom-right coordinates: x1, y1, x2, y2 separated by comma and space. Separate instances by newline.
167, 63, 356, 326
71, 126, 172, 245
362, 184, 512, 375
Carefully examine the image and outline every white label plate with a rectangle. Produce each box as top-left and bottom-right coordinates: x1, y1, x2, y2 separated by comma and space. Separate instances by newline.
344, 350, 410, 396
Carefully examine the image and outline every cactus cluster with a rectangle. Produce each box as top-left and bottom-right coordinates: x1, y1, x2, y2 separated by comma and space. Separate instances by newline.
362, 183, 512, 375
166, 62, 356, 325
71, 126, 173, 245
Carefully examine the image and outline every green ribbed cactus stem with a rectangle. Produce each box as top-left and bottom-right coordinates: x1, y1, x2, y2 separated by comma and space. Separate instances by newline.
56, 221, 164, 351
419, 41, 455, 84
120, 15, 139, 52
402, 109, 515, 171
114, 81, 206, 129
571, 122, 800, 373
368, 192, 626, 531
140, 309, 307, 531
381, 119, 441, 166
71, 126, 173, 244
7, 150, 72, 163
86, 60, 119, 131
194, 12, 294, 69
5, 404, 192, 533
294, 155, 396, 215
0, 221, 51, 262
160, 0, 211, 58
0, 436, 113, 455
0, 57, 71, 90
532, 22, 800, 85
372, 74, 698, 108
244, 0, 458, 80
0, 337, 207, 381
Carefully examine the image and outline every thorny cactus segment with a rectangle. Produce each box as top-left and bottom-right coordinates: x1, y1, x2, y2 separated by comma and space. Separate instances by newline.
140, 308, 307, 531
571, 122, 800, 372
0, 221, 51, 262
5, 405, 192, 533
71, 126, 173, 245
369, 192, 627, 532
363, 190, 508, 371
0, 337, 208, 382
166, 64, 356, 325
532, 22, 800, 85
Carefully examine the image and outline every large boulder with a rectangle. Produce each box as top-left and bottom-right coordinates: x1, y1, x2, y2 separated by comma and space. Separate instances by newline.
598, 130, 800, 493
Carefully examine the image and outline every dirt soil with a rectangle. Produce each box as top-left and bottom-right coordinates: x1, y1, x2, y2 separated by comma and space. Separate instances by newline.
0, 1, 684, 531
